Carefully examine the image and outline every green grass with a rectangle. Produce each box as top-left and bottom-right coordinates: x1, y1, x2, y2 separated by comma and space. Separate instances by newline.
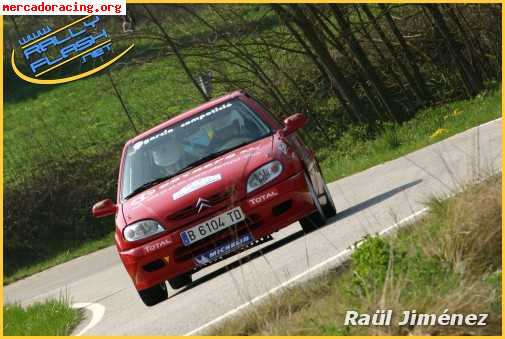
3, 298, 82, 336
4, 55, 202, 186
208, 175, 501, 335
319, 86, 501, 182
4, 85, 500, 285
4, 232, 114, 285
4, 6, 501, 285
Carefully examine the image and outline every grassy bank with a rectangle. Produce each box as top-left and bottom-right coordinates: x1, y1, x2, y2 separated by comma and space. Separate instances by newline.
4, 232, 114, 285
4, 4, 501, 284
208, 175, 501, 335
319, 86, 501, 182
3, 298, 82, 336
4, 85, 500, 285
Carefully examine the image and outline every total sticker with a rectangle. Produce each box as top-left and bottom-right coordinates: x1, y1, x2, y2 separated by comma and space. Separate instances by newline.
144, 238, 171, 254
248, 188, 279, 207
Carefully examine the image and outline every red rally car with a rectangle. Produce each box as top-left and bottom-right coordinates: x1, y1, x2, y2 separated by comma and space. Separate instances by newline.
92, 90, 336, 306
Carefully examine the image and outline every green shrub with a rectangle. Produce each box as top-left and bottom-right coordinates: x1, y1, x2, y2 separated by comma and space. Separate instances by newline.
381, 122, 401, 149
350, 235, 450, 298
350, 236, 396, 295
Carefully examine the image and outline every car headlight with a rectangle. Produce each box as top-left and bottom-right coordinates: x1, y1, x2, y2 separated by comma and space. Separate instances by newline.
246, 160, 283, 193
123, 220, 165, 242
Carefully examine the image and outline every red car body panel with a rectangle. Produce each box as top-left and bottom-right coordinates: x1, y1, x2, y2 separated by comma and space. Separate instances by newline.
110, 91, 322, 291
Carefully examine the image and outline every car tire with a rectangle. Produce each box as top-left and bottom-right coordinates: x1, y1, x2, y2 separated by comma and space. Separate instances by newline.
321, 181, 337, 218
168, 273, 192, 289
299, 173, 327, 233
138, 282, 168, 307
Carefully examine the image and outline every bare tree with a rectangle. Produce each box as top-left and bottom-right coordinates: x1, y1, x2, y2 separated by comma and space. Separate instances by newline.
424, 4, 483, 96
143, 4, 210, 101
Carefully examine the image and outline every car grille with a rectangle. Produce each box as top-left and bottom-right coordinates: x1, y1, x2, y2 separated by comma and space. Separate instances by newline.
167, 190, 235, 221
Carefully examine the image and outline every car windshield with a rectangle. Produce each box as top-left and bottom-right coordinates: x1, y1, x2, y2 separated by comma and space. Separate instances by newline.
120, 98, 272, 200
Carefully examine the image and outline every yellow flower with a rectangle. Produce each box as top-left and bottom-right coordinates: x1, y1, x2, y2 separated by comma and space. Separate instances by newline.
452, 108, 462, 117
430, 128, 448, 140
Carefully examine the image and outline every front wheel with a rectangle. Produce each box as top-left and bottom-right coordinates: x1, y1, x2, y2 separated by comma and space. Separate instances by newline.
138, 282, 168, 307
299, 173, 326, 232
299, 173, 336, 233
168, 273, 192, 289
321, 181, 337, 218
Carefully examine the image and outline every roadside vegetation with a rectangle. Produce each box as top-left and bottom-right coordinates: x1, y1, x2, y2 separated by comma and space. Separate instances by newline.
4, 233, 114, 285
3, 298, 82, 336
208, 175, 501, 335
4, 4, 501, 283
4, 85, 500, 285
320, 86, 500, 181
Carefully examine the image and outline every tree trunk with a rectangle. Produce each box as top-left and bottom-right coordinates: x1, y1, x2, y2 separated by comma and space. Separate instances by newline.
271, 4, 354, 119
306, 6, 384, 120
379, 4, 431, 101
444, 4, 486, 83
354, 5, 410, 100
182, 5, 290, 112
284, 5, 366, 123
332, 5, 399, 121
453, 5, 494, 80
107, 72, 138, 135
361, 5, 429, 107
424, 4, 483, 96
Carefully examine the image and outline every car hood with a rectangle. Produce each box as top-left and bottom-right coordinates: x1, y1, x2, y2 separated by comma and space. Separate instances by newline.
121, 136, 275, 229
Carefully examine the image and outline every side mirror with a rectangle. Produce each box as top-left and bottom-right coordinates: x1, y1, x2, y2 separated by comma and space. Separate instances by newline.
280, 113, 307, 137
92, 199, 117, 218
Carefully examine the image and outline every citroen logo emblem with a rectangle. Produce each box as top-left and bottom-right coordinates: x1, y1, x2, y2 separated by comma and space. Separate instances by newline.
196, 198, 211, 213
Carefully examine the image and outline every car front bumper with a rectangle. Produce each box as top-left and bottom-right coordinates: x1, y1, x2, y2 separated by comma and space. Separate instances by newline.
118, 170, 316, 290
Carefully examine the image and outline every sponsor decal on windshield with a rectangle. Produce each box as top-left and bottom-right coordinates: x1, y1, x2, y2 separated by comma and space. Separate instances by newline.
132, 128, 173, 151
172, 174, 222, 200
179, 102, 232, 128
130, 102, 232, 151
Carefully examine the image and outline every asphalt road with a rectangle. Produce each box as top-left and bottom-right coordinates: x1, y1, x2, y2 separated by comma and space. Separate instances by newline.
4, 118, 501, 336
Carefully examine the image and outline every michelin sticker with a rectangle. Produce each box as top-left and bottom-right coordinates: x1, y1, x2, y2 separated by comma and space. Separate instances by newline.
172, 174, 222, 200
194, 233, 254, 266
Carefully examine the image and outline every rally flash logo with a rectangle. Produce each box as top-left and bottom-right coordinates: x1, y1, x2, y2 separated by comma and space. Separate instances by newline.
11, 15, 134, 85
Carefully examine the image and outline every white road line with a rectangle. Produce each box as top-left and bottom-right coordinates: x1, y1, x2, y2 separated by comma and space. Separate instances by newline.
184, 207, 429, 336
473, 117, 501, 128
71, 302, 105, 336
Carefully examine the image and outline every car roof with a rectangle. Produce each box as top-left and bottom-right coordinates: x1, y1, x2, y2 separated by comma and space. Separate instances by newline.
126, 90, 246, 146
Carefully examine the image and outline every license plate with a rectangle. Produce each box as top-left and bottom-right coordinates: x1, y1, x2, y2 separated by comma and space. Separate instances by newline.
180, 207, 245, 246
194, 233, 254, 267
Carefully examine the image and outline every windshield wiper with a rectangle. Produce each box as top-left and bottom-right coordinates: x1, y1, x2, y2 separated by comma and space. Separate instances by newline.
175, 140, 261, 175
124, 175, 174, 200
124, 150, 230, 200
175, 149, 230, 174
124, 141, 262, 200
